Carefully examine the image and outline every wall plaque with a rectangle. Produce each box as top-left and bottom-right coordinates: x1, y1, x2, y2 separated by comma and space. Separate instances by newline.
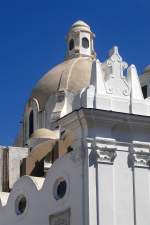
49, 209, 70, 225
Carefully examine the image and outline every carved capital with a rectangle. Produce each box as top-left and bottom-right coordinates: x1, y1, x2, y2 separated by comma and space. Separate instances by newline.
94, 147, 117, 164
92, 138, 117, 164
130, 141, 150, 168
131, 151, 150, 168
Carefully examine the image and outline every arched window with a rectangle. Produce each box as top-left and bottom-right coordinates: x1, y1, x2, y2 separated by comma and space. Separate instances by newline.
29, 110, 34, 137
82, 37, 89, 49
142, 85, 147, 99
69, 39, 74, 51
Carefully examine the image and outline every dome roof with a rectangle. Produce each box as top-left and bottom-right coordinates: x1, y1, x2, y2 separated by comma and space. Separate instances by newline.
31, 57, 93, 109
31, 128, 59, 139
70, 20, 91, 33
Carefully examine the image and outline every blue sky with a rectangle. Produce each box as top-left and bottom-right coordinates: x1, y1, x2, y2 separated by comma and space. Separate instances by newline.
0, 0, 150, 145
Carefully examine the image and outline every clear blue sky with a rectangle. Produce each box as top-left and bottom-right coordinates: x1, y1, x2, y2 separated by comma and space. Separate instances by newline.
0, 0, 150, 145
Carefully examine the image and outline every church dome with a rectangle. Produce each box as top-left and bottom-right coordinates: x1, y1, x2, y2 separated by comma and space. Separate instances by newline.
31, 54, 93, 109
31, 20, 95, 109
70, 20, 91, 33
19, 20, 96, 147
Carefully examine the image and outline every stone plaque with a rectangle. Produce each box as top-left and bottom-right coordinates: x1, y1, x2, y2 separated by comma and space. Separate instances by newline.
49, 209, 70, 225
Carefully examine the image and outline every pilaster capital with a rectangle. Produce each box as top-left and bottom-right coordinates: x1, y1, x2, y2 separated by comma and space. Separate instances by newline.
130, 141, 150, 168
91, 137, 117, 164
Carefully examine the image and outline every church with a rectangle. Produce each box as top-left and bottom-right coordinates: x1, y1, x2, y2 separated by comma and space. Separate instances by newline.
0, 20, 150, 225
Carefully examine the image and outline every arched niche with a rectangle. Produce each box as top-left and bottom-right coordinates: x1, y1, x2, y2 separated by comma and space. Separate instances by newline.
24, 98, 40, 143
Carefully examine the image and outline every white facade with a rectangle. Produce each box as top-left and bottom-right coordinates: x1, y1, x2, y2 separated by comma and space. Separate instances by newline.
0, 20, 150, 225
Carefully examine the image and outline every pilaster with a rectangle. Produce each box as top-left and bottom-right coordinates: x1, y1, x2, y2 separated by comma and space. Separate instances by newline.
129, 141, 150, 225
88, 137, 134, 225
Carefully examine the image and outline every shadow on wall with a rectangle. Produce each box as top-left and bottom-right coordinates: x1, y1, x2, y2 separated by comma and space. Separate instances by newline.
111, 123, 133, 143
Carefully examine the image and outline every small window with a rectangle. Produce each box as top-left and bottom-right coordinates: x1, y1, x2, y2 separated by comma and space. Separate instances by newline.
54, 179, 67, 200
67, 146, 73, 153
15, 195, 27, 215
142, 85, 147, 99
82, 37, 89, 49
69, 39, 74, 51
29, 110, 34, 137
57, 181, 66, 199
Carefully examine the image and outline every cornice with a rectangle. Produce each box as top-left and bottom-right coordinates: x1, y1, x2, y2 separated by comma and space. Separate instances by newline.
57, 108, 150, 128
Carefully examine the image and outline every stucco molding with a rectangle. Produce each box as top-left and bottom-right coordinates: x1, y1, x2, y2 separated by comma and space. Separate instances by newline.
94, 147, 117, 164
130, 141, 150, 168
103, 46, 129, 96
132, 152, 150, 168
91, 137, 117, 164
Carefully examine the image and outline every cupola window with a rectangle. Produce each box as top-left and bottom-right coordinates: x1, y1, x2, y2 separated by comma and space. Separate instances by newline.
69, 39, 74, 51
29, 110, 34, 137
82, 37, 89, 49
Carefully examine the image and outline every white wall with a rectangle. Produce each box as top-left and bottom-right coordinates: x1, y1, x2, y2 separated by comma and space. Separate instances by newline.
0, 150, 84, 225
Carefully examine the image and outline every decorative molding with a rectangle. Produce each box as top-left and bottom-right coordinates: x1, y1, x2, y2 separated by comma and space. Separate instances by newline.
94, 147, 117, 164
102, 46, 129, 96
131, 151, 150, 168
107, 46, 128, 79
91, 137, 117, 164
130, 141, 150, 168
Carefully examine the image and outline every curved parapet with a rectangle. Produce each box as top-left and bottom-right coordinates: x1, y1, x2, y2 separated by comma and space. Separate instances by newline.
0, 147, 84, 225
29, 176, 45, 191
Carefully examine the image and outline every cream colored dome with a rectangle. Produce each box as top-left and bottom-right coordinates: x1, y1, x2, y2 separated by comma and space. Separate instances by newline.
31, 57, 93, 109
31, 128, 59, 139
70, 20, 91, 33
30, 20, 95, 109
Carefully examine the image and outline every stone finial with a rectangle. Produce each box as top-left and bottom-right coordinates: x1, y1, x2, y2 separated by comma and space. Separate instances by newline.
109, 46, 120, 57
107, 46, 128, 78
102, 46, 129, 97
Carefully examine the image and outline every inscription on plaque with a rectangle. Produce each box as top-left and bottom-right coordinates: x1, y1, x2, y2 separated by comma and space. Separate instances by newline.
49, 209, 70, 225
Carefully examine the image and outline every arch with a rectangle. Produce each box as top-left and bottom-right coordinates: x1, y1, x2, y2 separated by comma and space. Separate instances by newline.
82, 37, 89, 49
